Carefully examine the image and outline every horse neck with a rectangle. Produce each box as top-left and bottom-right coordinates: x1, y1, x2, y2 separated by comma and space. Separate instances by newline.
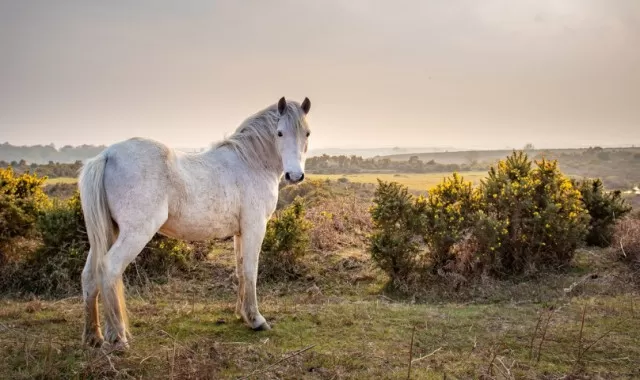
254, 143, 283, 177
205, 135, 284, 179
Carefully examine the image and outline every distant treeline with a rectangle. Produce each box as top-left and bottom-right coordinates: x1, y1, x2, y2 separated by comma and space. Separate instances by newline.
3, 143, 640, 189
3, 155, 488, 178
0, 160, 82, 179
305, 154, 489, 174
0, 142, 105, 164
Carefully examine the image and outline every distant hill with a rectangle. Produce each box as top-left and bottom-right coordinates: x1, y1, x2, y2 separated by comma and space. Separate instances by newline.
307, 146, 457, 158
0, 142, 107, 164
379, 147, 638, 165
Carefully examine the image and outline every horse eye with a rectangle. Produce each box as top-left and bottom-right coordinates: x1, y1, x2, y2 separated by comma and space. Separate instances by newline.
277, 131, 283, 137
306, 131, 310, 137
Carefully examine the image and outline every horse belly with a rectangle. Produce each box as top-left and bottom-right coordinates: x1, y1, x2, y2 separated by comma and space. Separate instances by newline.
159, 207, 239, 241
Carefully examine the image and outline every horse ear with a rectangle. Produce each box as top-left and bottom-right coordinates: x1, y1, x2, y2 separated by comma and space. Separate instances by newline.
278, 97, 287, 115
301, 97, 311, 114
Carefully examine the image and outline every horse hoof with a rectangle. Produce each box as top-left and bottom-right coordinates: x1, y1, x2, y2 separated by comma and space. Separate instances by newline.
252, 322, 271, 331
90, 338, 105, 348
83, 335, 104, 348
109, 340, 130, 352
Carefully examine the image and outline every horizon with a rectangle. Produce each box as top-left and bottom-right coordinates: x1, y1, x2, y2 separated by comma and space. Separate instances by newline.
2, 139, 638, 155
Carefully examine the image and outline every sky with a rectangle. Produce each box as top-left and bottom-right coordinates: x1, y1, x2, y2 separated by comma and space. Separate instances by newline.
0, 0, 639, 151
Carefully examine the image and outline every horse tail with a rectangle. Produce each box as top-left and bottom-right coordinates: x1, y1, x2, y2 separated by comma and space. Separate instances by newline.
79, 153, 114, 280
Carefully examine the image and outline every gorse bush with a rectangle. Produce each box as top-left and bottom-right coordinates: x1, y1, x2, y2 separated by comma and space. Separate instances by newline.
0, 167, 50, 250
38, 192, 86, 251
30, 193, 88, 295
0, 192, 87, 296
260, 197, 312, 280
419, 173, 481, 270
128, 235, 197, 286
0, 189, 205, 296
478, 153, 589, 275
575, 178, 632, 247
369, 180, 421, 284
368, 151, 593, 285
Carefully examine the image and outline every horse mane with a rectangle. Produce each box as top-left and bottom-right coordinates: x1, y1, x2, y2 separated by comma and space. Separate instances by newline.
213, 101, 308, 170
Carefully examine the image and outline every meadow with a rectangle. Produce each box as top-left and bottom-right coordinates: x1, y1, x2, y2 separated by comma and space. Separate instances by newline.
309, 172, 487, 192
2, 245, 639, 379
44, 177, 78, 185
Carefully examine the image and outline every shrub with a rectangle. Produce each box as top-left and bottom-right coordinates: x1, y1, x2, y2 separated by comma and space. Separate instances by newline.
575, 178, 632, 247
260, 197, 312, 280
478, 152, 589, 275
0, 191, 204, 296
0, 192, 88, 296
419, 172, 481, 270
368, 152, 593, 284
127, 235, 197, 286
0, 167, 50, 250
38, 192, 86, 251
368, 180, 421, 284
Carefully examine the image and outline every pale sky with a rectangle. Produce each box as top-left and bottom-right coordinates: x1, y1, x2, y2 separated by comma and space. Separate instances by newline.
1, 0, 639, 151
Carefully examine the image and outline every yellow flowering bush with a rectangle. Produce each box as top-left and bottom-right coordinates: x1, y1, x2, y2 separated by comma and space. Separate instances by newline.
0, 167, 51, 250
1, 190, 203, 295
478, 152, 589, 275
420, 172, 481, 269
369, 151, 592, 284
260, 197, 312, 280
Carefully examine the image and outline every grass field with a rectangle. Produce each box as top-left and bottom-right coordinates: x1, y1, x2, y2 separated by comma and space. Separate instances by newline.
42, 172, 485, 191
308, 172, 487, 191
1, 247, 638, 379
44, 177, 77, 185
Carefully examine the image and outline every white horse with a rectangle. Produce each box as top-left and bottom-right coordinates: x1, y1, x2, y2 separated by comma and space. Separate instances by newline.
78, 97, 312, 349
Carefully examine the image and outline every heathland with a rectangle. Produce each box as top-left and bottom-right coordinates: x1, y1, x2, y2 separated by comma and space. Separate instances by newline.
1, 147, 639, 379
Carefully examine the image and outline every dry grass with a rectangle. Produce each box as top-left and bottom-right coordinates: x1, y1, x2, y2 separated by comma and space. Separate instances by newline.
44, 177, 77, 185
305, 196, 372, 252
613, 217, 640, 274
308, 172, 487, 192
1, 248, 639, 379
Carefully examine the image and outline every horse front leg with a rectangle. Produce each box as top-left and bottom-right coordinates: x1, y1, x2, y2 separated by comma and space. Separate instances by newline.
239, 224, 270, 331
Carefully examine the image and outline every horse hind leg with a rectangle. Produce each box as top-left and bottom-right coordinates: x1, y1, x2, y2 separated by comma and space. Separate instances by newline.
82, 248, 104, 347
101, 225, 159, 349
234, 235, 245, 320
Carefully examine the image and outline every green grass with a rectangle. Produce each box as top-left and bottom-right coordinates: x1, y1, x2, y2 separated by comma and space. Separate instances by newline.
308, 172, 487, 191
1, 248, 638, 379
44, 177, 77, 185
